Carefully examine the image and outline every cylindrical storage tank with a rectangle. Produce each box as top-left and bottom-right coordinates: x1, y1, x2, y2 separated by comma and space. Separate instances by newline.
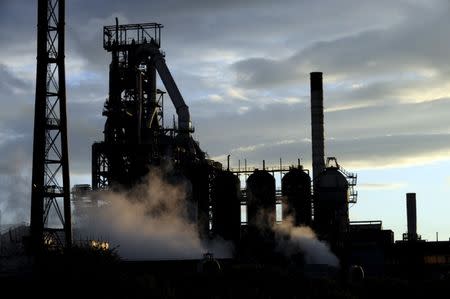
184, 163, 210, 239
212, 170, 241, 242
281, 167, 312, 226
246, 169, 276, 229
314, 167, 349, 239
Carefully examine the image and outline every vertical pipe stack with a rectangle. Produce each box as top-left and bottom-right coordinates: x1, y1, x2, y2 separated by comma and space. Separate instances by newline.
406, 193, 418, 241
310, 72, 325, 181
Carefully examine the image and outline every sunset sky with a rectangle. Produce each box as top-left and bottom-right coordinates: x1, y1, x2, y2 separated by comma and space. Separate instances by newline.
0, 0, 449, 241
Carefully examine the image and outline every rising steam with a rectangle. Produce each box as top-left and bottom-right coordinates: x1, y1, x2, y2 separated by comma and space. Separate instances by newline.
74, 168, 336, 265
273, 217, 339, 267
76, 168, 231, 260
0, 149, 31, 226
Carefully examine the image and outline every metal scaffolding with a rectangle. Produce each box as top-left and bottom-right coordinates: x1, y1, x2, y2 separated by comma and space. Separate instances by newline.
30, 0, 71, 251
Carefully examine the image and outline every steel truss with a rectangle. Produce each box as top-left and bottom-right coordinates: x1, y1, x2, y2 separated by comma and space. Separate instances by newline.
30, 0, 71, 251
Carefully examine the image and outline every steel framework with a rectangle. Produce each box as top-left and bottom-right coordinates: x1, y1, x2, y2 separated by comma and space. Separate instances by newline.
30, 0, 71, 251
231, 160, 311, 224
92, 20, 204, 190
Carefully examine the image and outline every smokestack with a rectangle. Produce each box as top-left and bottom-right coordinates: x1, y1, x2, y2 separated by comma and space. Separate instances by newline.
310, 72, 325, 180
406, 193, 417, 241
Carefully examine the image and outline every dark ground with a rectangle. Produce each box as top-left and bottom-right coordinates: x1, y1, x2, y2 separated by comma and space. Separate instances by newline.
1, 247, 449, 298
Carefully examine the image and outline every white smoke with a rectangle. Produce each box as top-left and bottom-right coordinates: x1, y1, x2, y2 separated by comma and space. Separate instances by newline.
76, 168, 231, 260
0, 149, 31, 226
273, 217, 339, 267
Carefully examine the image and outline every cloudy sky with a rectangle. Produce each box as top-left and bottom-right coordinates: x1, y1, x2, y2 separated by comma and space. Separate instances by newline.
0, 0, 449, 240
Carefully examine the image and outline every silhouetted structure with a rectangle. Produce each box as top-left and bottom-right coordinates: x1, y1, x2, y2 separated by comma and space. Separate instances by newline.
19, 2, 450, 287
30, 0, 71, 252
246, 169, 276, 229
281, 164, 312, 226
309, 73, 357, 244
92, 20, 206, 190
91, 20, 221, 236
310, 72, 325, 181
314, 157, 350, 245
211, 170, 241, 242
404, 193, 420, 241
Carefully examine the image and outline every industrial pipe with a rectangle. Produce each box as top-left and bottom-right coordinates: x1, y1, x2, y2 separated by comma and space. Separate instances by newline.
135, 44, 192, 135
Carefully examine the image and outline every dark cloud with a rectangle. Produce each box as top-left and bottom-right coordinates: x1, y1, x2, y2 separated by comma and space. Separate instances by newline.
231, 1, 450, 88
67, 101, 105, 175
0, 64, 31, 96
208, 132, 450, 172
194, 96, 450, 171
1, 1, 450, 223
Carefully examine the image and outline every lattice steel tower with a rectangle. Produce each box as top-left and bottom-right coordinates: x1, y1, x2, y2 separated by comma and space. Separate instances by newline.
30, 0, 71, 251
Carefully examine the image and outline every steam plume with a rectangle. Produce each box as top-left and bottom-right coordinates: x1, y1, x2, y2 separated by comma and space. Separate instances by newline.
0, 149, 31, 226
76, 168, 230, 260
273, 217, 339, 267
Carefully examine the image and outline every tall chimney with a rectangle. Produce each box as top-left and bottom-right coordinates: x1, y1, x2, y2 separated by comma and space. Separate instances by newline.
406, 193, 418, 241
310, 72, 325, 180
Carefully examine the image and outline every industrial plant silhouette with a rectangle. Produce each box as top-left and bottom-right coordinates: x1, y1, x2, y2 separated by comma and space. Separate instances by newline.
1, 0, 449, 298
